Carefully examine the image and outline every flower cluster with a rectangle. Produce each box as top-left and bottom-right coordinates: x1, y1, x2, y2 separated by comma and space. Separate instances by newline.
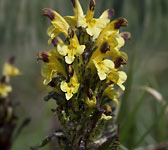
0, 57, 21, 150
0, 57, 20, 98
38, 0, 130, 149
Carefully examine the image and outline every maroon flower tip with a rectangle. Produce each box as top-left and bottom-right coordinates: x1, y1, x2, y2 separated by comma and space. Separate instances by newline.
37, 52, 49, 63
71, 0, 76, 7
52, 37, 59, 47
101, 105, 112, 115
114, 18, 128, 29
108, 9, 114, 19
100, 42, 110, 53
42, 8, 55, 21
0, 76, 6, 83
89, 0, 95, 11
114, 57, 127, 68
120, 32, 131, 41
8, 56, 15, 65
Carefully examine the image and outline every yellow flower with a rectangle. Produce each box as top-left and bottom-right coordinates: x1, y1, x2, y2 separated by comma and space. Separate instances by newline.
57, 30, 85, 64
107, 71, 127, 91
3, 63, 20, 77
42, 8, 70, 37
38, 50, 66, 85
60, 72, 79, 100
93, 59, 115, 80
85, 96, 96, 108
42, 8, 85, 64
65, 0, 114, 39
88, 30, 127, 68
101, 113, 112, 121
103, 85, 119, 104
0, 83, 12, 98
97, 18, 128, 41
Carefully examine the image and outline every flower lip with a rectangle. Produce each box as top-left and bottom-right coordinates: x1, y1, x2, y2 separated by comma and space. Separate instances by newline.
52, 37, 59, 47
89, 0, 95, 11
8, 56, 15, 65
100, 42, 110, 53
114, 18, 128, 29
42, 8, 55, 21
108, 9, 114, 19
114, 57, 127, 68
37, 52, 49, 63
68, 27, 75, 38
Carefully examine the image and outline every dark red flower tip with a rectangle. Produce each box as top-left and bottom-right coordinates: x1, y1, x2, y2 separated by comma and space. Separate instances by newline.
120, 32, 131, 41
8, 56, 15, 65
71, 0, 76, 7
100, 42, 110, 53
52, 37, 59, 47
108, 9, 114, 19
37, 52, 49, 63
89, 0, 95, 11
114, 57, 127, 68
114, 18, 128, 29
42, 8, 55, 21
0, 76, 6, 83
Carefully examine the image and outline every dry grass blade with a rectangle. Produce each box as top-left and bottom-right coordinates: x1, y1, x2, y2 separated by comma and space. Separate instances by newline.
138, 86, 168, 115
135, 141, 168, 150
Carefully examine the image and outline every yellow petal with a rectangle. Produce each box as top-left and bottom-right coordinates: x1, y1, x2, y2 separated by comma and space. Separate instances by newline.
103, 85, 119, 104
47, 25, 60, 40
93, 59, 114, 80
103, 59, 114, 70
76, 45, 85, 56
97, 9, 114, 28
101, 113, 112, 120
3, 63, 20, 77
65, 55, 75, 64
65, 91, 73, 100
64, 16, 76, 30
85, 0, 95, 21
71, 0, 84, 18
41, 65, 56, 85
85, 96, 96, 108
60, 81, 69, 92
117, 71, 127, 91
57, 44, 68, 56
107, 71, 119, 83
115, 34, 125, 50
0, 83, 12, 98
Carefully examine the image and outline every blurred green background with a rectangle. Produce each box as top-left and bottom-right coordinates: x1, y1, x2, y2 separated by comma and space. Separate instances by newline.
0, 0, 168, 149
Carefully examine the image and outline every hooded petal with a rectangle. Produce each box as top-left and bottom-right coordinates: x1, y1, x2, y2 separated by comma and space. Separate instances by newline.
42, 8, 69, 36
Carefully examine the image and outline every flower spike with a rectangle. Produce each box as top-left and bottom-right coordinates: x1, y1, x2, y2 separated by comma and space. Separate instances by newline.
38, 0, 130, 148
